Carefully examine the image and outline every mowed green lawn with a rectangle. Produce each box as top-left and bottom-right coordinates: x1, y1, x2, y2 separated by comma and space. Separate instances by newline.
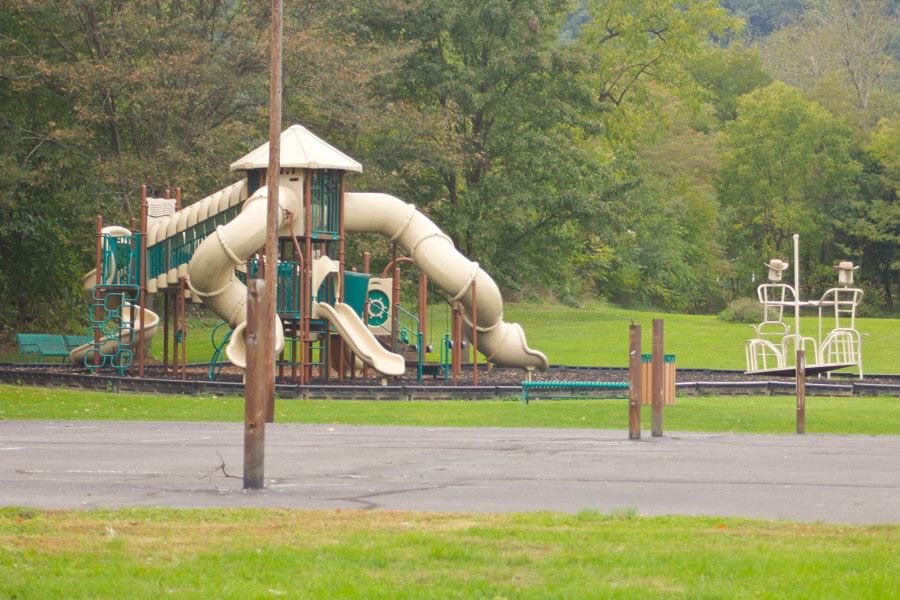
2, 389, 899, 599
6, 300, 899, 374
148, 301, 900, 373
2, 507, 897, 600
2, 385, 900, 435
3, 301, 899, 599
505, 301, 900, 373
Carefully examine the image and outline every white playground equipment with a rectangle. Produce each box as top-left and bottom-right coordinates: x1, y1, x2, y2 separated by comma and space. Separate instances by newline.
745, 234, 865, 378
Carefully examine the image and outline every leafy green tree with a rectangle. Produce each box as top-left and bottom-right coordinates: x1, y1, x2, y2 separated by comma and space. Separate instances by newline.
762, 0, 899, 116
580, 174, 725, 312
720, 0, 805, 38
0, 0, 271, 332
828, 149, 900, 311
717, 82, 862, 294
684, 44, 773, 123
348, 0, 607, 296
580, 0, 738, 105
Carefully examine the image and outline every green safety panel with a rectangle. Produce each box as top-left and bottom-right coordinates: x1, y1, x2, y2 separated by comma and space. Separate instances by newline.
343, 271, 370, 318
366, 289, 390, 327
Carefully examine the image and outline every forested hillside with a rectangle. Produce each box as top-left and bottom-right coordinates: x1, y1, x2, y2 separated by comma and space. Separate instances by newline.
2, 0, 900, 333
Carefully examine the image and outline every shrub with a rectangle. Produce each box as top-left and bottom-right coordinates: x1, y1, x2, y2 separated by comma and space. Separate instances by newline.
718, 297, 764, 323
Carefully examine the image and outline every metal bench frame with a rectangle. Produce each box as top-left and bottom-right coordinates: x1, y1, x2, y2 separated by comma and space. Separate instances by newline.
521, 381, 629, 404
14, 334, 71, 363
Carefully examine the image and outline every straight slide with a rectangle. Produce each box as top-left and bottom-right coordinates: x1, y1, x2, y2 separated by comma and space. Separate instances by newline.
313, 301, 406, 377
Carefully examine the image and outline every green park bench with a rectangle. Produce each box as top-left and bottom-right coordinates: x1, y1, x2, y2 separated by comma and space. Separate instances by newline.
14, 333, 72, 363
63, 335, 92, 351
521, 380, 630, 404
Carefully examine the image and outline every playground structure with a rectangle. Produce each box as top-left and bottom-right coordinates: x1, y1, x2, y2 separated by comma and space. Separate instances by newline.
745, 235, 865, 378
69, 124, 548, 382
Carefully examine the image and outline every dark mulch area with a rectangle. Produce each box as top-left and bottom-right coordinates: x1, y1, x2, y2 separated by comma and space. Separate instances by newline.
0, 360, 879, 387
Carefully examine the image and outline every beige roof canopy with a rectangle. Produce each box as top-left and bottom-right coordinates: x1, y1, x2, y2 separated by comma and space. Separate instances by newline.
230, 124, 363, 173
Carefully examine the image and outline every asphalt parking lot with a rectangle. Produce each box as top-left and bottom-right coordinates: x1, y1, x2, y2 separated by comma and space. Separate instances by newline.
1, 420, 897, 524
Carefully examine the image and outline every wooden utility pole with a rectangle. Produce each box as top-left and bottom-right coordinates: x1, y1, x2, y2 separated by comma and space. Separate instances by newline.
244, 0, 282, 490
264, 0, 283, 423
651, 319, 664, 437
796, 349, 806, 434
628, 323, 642, 440
244, 280, 267, 489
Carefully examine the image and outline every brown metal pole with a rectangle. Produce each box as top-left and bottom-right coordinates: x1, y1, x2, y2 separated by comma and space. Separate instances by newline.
179, 276, 186, 380
651, 319, 664, 437
127, 216, 137, 375
139, 185, 148, 377
392, 267, 401, 355
304, 171, 313, 382
163, 293, 170, 374
244, 279, 267, 489
452, 302, 462, 385
93, 216, 103, 368
172, 291, 180, 377
471, 279, 477, 386
264, 0, 283, 423
629, 323, 642, 440
337, 172, 347, 380
419, 271, 427, 355
362, 252, 370, 380
338, 172, 346, 302
796, 349, 806, 434
287, 214, 305, 384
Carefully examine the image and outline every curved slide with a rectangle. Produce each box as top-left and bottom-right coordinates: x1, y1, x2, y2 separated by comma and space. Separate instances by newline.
72, 225, 160, 365
313, 301, 406, 376
69, 305, 160, 365
344, 192, 549, 371
186, 185, 298, 368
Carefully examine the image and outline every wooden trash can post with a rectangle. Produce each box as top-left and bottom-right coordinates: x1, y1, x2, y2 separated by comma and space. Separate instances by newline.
664, 354, 676, 406
651, 318, 664, 437
628, 324, 642, 440
796, 349, 806, 434
640, 354, 652, 405
641, 353, 676, 408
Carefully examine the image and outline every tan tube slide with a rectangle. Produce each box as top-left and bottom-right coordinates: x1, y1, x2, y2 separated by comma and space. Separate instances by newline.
344, 192, 549, 371
187, 185, 300, 368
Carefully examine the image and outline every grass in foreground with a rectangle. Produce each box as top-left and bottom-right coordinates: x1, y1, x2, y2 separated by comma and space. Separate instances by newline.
2, 385, 899, 435
2, 507, 897, 599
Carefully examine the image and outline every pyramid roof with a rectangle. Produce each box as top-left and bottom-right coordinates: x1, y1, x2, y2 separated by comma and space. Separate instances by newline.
230, 124, 362, 172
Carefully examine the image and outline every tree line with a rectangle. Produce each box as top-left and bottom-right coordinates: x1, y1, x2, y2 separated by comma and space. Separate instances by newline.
2, 0, 900, 334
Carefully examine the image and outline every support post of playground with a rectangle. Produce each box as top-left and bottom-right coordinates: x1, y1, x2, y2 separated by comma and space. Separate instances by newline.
629, 323, 642, 440
651, 319, 664, 437
178, 277, 187, 380
93, 216, 102, 368
139, 185, 148, 377
244, 279, 267, 489
796, 349, 806, 434
471, 279, 478, 386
